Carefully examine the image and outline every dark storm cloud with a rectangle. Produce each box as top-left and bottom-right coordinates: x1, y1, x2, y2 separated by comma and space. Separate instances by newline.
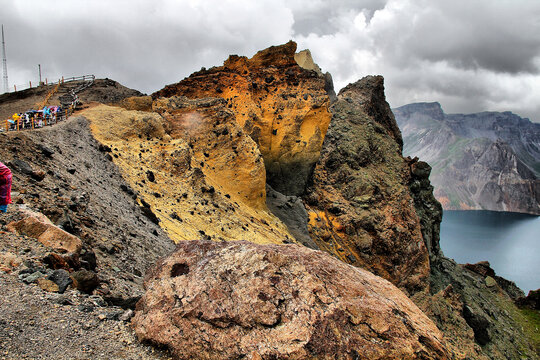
294, 0, 540, 121
401, 1, 540, 74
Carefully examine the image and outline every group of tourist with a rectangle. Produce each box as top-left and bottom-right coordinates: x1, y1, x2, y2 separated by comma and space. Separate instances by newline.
7, 105, 65, 131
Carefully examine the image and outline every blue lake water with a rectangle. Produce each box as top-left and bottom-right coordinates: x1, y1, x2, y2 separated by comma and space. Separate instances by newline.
440, 210, 540, 293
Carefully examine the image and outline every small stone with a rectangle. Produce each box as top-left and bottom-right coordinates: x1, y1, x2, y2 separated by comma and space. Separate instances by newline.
106, 310, 124, 320
77, 305, 95, 313
47, 269, 73, 293
98, 314, 107, 320
119, 309, 134, 322
485, 276, 497, 288
46, 293, 73, 305
22, 271, 46, 284
42, 253, 70, 270
37, 278, 60, 293
71, 269, 100, 294
88, 295, 106, 307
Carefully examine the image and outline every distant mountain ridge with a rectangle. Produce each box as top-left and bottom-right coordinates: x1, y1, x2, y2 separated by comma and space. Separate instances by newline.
393, 102, 540, 215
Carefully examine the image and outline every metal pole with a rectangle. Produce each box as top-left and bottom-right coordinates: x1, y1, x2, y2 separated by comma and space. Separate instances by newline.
39, 64, 42, 85
1, 25, 8, 93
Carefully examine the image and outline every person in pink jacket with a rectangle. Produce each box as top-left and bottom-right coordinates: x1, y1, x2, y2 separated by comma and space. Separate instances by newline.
0, 162, 12, 212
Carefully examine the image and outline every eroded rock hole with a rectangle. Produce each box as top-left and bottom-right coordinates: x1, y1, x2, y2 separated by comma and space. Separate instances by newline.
171, 263, 190, 277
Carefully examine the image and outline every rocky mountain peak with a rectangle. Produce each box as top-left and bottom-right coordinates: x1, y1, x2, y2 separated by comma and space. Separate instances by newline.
393, 102, 445, 121
340, 76, 403, 150
153, 41, 332, 196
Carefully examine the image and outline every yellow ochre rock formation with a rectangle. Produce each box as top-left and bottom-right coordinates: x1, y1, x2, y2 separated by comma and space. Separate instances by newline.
82, 102, 295, 245
153, 41, 333, 196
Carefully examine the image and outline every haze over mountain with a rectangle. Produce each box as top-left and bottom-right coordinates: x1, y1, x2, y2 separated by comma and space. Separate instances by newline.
394, 102, 540, 214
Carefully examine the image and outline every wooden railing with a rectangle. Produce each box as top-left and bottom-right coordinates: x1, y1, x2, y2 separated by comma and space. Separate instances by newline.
1, 74, 95, 133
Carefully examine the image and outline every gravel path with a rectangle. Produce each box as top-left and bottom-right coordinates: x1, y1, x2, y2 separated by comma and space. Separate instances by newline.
0, 272, 172, 360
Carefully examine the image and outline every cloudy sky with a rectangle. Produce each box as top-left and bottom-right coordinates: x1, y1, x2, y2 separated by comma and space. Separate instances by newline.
2, 0, 540, 121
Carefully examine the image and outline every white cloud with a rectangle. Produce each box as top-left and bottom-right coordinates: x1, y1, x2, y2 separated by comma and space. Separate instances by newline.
2, 0, 539, 121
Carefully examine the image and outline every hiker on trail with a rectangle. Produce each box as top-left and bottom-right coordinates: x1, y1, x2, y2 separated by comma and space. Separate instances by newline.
0, 162, 12, 213
12, 113, 20, 127
7, 118, 15, 130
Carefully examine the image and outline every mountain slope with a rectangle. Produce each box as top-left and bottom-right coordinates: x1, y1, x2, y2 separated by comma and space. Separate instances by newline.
393, 102, 540, 214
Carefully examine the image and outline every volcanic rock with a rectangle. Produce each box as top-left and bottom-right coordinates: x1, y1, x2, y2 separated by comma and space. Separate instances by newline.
21, 271, 46, 284
42, 253, 74, 271
117, 95, 153, 111
413, 285, 487, 360
83, 102, 293, 244
71, 269, 100, 294
47, 269, 73, 293
408, 158, 443, 262
37, 278, 60, 293
516, 289, 540, 310
0, 251, 22, 273
304, 76, 430, 295
133, 240, 448, 359
464, 261, 496, 278
152, 96, 267, 209
265, 184, 317, 249
425, 256, 538, 358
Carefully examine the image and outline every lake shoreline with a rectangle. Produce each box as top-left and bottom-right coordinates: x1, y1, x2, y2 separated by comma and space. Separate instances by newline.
440, 210, 540, 293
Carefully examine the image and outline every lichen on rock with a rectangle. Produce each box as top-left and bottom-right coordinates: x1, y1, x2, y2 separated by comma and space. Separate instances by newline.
304, 76, 430, 295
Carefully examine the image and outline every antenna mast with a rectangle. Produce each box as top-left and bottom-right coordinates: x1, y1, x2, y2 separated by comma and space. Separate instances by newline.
2, 25, 8, 93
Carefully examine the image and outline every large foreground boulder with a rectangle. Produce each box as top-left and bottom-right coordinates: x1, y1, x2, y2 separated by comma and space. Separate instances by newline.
133, 240, 448, 359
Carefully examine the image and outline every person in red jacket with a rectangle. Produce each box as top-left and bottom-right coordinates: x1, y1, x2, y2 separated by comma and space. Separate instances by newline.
0, 162, 12, 213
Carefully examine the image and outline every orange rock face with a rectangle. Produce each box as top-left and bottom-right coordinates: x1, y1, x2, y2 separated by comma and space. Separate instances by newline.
133, 240, 448, 360
304, 76, 430, 295
153, 41, 333, 195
